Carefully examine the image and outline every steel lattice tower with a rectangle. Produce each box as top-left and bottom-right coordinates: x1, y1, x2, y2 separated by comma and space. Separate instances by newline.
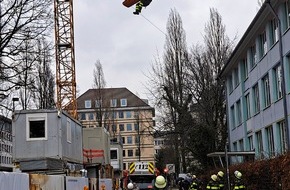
54, 0, 77, 119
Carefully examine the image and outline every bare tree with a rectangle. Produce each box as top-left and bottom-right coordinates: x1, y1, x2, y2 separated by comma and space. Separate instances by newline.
92, 60, 108, 128
185, 8, 234, 170
148, 9, 192, 174
32, 37, 55, 109
0, 0, 53, 109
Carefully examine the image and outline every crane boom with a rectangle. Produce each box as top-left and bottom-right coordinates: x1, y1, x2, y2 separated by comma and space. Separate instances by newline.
54, 0, 77, 119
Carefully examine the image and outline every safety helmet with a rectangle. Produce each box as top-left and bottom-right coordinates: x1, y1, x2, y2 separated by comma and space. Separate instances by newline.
234, 170, 239, 176
211, 174, 218, 181
235, 171, 242, 179
155, 175, 166, 189
217, 171, 224, 178
127, 182, 134, 189
192, 175, 196, 179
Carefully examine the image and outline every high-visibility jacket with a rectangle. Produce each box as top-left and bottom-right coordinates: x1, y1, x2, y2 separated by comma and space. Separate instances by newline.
206, 180, 220, 190
189, 179, 199, 190
217, 177, 225, 190
232, 179, 245, 190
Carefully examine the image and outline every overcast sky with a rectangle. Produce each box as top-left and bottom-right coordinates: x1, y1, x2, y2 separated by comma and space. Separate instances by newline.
73, 0, 259, 101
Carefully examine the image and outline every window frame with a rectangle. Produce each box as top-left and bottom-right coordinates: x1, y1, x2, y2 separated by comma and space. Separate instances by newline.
262, 74, 271, 108
110, 99, 117, 107
266, 125, 275, 156
236, 100, 242, 125
85, 100, 91, 108
120, 99, 127, 107
245, 93, 251, 120
253, 83, 260, 114
26, 113, 48, 141
128, 149, 133, 157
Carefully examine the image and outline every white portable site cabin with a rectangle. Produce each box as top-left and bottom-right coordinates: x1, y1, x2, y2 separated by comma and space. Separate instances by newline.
12, 109, 83, 172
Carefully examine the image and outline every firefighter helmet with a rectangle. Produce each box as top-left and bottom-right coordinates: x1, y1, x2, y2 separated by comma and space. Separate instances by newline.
155, 175, 166, 189
235, 171, 242, 179
218, 171, 224, 178
211, 174, 218, 181
127, 182, 134, 189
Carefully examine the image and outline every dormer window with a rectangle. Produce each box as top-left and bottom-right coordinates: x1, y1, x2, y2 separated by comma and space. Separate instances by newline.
120, 99, 127, 107
85, 100, 91, 108
111, 99, 117, 107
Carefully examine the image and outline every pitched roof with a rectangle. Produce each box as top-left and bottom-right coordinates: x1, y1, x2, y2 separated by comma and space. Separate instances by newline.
76, 87, 151, 109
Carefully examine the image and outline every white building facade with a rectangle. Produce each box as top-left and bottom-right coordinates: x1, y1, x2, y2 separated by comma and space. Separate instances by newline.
221, 0, 290, 160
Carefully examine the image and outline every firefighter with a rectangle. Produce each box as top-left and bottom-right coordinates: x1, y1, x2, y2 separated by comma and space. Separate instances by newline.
217, 171, 225, 190
154, 175, 168, 190
206, 174, 220, 190
133, 0, 152, 15
189, 175, 200, 190
232, 171, 246, 190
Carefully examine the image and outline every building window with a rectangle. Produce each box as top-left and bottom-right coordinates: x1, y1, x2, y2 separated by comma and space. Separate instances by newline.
119, 111, 124, 119
259, 30, 267, 57
245, 93, 251, 120
85, 100, 91, 108
248, 135, 254, 151
262, 74, 271, 108
234, 68, 239, 87
126, 111, 132, 118
128, 150, 133, 157
127, 136, 132, 144
112, 125, 117, 133
123, 163, 126, 170
110, 149, 118, 160
80, 113, 86, 120
249, 44, 257, 69
135, 135, 140, 144
285, 0, 290, 29
110, 99, 117, 107
134, 124, 139, 131
236, 100, 242, 125
122, 137, 125, 144
241, 58, 248, 80
230, 105, 235, 129
67, 119, 72, 143
273, 64, 283, 100
26, 113, 47, 141
239, 139, 244, 151
253, 83, 260, 114
95, 100, 102, 108
111, 112, 117, 119
120, 99, 127, 107
119, 124, 124, 132
136, 149, 140, 156
270, 18, 278, 46
89, 113, 94, 120
123, 150, 126, 157
228, 75, 233, 93
126, 124, 132, 131
266, 125, 274, 156
277, 120, 287, 153
233, 142, 237, 151
256, 130, 263, 157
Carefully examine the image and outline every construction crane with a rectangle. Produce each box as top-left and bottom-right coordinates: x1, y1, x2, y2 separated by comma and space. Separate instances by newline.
54, 0, 77, 119
53, 0, 153, 120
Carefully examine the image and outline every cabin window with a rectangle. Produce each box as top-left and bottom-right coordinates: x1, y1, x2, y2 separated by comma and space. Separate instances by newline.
26, 113, 47, 141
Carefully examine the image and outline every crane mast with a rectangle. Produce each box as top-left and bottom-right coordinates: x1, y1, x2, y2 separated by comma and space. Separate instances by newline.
54, 0, 77, 119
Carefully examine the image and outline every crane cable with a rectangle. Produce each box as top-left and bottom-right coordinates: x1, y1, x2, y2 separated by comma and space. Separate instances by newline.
129, 5, 167, 36
140, 13, 167, 36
